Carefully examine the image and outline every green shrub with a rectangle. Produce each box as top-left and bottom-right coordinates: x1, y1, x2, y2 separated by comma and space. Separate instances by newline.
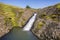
26, 5, 31, 8
36, 21, 45, 30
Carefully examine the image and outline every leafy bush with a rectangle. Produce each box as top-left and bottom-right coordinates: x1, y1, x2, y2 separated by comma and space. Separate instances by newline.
26, 5, 31, 8
36, 21, 45, 30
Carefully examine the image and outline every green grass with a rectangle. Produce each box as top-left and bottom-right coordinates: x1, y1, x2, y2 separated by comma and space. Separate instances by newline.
56, 4, 60, 9
0, 3, 24, 27
36, 21, 45, 30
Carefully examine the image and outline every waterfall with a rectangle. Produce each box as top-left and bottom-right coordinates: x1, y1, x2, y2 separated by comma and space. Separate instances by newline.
23, 13, 37, 31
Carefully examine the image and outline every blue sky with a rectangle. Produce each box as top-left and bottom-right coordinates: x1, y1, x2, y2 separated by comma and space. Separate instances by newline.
0, 0, 60, 8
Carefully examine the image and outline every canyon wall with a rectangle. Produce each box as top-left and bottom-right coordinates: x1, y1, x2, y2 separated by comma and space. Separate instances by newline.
32, 3, 60, 40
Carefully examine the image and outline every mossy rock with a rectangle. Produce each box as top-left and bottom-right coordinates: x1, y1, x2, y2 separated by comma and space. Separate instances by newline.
36, 21, 45, 30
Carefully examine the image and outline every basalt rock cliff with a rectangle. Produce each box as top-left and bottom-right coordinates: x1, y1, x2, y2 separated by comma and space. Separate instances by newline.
32, 3, 60, 40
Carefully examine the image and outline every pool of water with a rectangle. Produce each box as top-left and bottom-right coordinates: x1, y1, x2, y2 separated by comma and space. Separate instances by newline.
0, 27, 38, 40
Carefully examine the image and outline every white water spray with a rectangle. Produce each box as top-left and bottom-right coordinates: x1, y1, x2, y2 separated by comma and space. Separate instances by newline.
23, 13, 37, 31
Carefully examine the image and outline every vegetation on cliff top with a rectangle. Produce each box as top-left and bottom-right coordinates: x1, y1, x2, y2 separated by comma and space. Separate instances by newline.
0, 3, 24, 27
39, 3, 60, 22
0, 3, 36, 28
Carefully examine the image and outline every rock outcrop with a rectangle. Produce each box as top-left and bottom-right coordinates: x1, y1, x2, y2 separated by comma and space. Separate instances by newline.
32, 3, 60, 40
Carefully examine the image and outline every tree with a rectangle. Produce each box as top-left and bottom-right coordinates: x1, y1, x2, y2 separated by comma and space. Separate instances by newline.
26, 5, 31, 8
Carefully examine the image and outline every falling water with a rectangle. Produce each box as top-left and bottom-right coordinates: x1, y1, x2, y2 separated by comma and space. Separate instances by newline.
23, 13, 37, 31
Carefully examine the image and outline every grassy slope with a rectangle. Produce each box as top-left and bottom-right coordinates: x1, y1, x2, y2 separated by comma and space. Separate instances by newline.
0, 3, 24, 27
0, 3, 37, 37
0, 3, 37, 28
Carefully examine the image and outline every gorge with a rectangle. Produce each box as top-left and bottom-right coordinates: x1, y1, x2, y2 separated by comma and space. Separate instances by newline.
0, 3, 60, 40
0, 13, 38, 40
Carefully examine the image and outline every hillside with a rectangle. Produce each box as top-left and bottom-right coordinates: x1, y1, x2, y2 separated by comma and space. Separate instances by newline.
0, 3, 60, 40
0, 3, 36, 37
32, 3, 60, 40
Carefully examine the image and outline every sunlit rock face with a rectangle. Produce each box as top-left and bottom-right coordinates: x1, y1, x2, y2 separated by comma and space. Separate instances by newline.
32, 3, 60, 40
0, 15, 10, 37
38, 22, 60, 40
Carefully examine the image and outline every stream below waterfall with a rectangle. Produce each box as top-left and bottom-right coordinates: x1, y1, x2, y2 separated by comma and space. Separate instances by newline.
0, 28, 38, 40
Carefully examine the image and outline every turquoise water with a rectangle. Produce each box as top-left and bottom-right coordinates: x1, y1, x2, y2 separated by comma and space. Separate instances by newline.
0, 27, 38, 40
